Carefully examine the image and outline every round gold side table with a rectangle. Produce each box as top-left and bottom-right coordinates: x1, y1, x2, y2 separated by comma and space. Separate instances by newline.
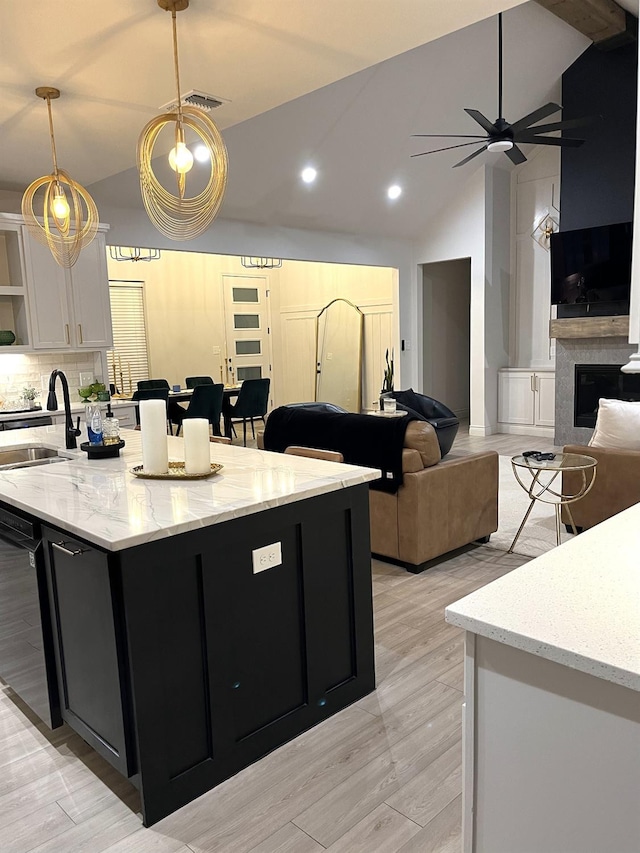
509, 452, 598, 553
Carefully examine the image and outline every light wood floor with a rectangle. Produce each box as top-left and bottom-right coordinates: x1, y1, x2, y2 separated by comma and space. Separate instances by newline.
0, 429, 534, 853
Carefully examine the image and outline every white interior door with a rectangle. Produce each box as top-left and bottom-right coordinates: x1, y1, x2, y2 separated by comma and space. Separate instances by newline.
222, 275, 273, 399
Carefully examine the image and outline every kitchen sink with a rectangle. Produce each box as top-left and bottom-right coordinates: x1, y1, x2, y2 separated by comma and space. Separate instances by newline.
0, 447, 68, 471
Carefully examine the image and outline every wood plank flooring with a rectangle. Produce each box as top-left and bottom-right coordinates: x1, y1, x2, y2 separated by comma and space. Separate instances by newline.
0, 428, 533, 852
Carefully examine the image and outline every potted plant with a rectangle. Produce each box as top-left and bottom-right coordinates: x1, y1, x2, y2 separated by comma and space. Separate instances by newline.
379, 349, 394, 408
22, 386, 40, 409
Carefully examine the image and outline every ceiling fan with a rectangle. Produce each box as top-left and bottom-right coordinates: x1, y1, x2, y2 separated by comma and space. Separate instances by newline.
412, 12, 597, 168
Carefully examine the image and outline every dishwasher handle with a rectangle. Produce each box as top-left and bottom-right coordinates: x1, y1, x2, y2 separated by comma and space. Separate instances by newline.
51, 541, 87, 558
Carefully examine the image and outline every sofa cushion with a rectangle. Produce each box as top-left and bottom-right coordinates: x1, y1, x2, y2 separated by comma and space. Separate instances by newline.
403, 421, 441, 468
589, 398, 640, 451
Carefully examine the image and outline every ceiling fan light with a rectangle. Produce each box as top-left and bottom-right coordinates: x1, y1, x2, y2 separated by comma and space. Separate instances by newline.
487, 139, 513, 153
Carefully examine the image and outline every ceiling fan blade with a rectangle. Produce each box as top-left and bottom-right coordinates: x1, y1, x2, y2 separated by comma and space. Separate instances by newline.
453, 144, 489, 168
509, 102, 561, 134
464, 109, 499, 134
517, 115, 600, 136
411, 134, 489, 139
515, 134, 585, 148
505, 144, 526, 166
411, 140, 488, 158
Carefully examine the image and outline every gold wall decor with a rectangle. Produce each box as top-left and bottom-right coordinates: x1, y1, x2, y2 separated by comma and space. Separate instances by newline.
21, 87, 98, 268
137, 0, 228, 241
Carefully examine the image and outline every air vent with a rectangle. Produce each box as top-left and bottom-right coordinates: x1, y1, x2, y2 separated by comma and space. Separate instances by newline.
160, 89, 230, 113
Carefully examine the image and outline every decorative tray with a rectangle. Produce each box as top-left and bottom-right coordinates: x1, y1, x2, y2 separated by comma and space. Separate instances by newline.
81, 439, 125, 459
130, 461, 223, 480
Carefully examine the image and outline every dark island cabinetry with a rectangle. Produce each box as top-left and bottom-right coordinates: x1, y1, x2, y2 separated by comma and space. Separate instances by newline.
41, 483, 375, 825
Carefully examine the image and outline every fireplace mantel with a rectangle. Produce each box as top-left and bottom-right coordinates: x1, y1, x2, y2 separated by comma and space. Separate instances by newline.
549, 316, 629, 339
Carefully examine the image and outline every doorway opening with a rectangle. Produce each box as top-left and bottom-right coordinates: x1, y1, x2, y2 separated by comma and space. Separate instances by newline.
421, 258, 471, 420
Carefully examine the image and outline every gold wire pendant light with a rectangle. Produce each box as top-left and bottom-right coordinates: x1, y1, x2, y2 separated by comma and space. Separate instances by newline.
137, 0, 228, 241
22, 87, 99, 268
241, 257, 283, 270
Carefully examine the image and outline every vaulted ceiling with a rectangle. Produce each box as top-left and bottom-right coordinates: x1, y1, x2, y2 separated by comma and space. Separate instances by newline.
1, 1, 627, 241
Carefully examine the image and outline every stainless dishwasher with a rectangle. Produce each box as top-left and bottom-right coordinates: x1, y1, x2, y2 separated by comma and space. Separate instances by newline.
0, 505, 60, 727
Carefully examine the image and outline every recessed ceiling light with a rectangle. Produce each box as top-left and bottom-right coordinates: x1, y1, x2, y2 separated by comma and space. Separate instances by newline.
301, 166, 317, 184
387, 184, 402, 200
194, 144, 210, 163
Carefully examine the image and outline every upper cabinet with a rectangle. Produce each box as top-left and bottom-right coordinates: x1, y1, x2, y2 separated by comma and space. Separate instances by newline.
22, 226, 113, 350
0, 218, 31, 348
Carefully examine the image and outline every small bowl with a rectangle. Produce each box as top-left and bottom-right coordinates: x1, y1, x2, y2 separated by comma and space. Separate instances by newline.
0, 330, 16, 346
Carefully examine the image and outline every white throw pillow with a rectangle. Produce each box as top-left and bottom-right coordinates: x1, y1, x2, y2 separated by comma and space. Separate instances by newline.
589, 398, 640, 450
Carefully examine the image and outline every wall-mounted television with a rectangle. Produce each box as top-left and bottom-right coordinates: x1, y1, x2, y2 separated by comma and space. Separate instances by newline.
550, 222, 633, 309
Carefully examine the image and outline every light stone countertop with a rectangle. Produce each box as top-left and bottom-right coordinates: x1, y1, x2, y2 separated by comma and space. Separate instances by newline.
446, 505, 640, 691
0, 424, 379, 552
0, 400, 135, 422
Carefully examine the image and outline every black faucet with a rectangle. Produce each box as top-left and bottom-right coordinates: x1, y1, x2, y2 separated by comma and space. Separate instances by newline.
47, 369, 81, 449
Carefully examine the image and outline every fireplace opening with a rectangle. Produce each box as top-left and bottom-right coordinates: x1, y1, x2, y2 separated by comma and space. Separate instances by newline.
574, 364, 640, 428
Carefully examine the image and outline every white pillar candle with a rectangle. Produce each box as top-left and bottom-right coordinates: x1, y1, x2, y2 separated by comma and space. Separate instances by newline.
140, 399, 169, 475
183, 418, 211, 475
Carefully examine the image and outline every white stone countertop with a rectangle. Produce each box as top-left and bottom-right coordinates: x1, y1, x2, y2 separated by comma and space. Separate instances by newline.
0, 400, 135, 422
0, 424, 379, 552
446, 505, 640, 691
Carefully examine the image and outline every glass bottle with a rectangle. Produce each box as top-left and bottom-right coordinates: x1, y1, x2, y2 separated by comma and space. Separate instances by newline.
103, 404, 120, 445
86, 404, 103, 445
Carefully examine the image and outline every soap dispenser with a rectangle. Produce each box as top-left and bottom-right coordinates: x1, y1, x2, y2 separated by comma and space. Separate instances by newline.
103, 404, 120, 445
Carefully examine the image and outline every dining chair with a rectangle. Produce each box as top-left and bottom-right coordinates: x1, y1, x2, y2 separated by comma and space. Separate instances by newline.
185, 376, 214, 388
137, 379, 170, 391
131, 388, 171, 433
137, 379, 185, 433
173, 383, 224, 436
223, 378, 270, 446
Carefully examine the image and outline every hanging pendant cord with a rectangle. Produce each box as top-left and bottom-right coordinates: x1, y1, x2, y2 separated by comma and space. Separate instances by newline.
498, 13, 503, 119
45, 96, 60, 179
171, 9, 184, 128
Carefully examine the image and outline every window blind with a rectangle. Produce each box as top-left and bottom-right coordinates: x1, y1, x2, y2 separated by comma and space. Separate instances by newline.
107, 281, 150, 394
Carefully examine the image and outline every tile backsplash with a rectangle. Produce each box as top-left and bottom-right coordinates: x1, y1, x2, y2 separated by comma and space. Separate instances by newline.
0, 351, 104, 406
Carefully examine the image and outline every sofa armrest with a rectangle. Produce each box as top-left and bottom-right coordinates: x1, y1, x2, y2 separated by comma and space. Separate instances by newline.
394, 450, 498, 566
562, 444, 640, 529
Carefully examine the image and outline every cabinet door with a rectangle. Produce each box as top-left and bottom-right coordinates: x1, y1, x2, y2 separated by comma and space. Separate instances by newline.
42, 528, 132, 777
498, 371, 535, 425
535, 373, 556, 427
114, 404, 136, 430
69, 234, 113, 348
22, 229, 71, 349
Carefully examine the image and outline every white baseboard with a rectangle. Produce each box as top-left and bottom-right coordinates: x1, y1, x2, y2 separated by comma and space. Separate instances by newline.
497, 423, 555, 438
468, 424, 495, 437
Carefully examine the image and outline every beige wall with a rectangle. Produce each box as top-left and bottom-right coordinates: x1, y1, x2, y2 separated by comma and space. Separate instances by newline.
107, 249, 396, 409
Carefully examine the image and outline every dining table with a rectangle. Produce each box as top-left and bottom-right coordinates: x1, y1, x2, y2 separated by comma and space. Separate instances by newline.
117, 385, 242, 438
167, 384, 242, 403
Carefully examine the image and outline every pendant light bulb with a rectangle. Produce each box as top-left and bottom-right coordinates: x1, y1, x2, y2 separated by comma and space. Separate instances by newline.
51, 184, 70, 221
169, 141, 194, 174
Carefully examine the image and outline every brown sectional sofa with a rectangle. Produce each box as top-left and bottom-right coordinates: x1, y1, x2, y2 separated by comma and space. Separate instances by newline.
562, 444, 640, 531
369, 421, 498, 572
259, 418, 498, 573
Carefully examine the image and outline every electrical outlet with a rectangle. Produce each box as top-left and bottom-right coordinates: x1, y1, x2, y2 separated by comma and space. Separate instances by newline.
252, 541, 282, 574
212, 346, 221, 355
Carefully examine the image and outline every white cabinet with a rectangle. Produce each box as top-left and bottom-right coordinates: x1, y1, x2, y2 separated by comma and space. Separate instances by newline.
23, 228, 113, 351
50, 403, 136, 431
112, 404, 136, 430
498, 369, 555, 435
0, 216, 31, 349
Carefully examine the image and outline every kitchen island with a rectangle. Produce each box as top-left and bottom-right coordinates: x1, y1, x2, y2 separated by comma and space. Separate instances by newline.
0, 424, 378, 825
446, 504, 640, 853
